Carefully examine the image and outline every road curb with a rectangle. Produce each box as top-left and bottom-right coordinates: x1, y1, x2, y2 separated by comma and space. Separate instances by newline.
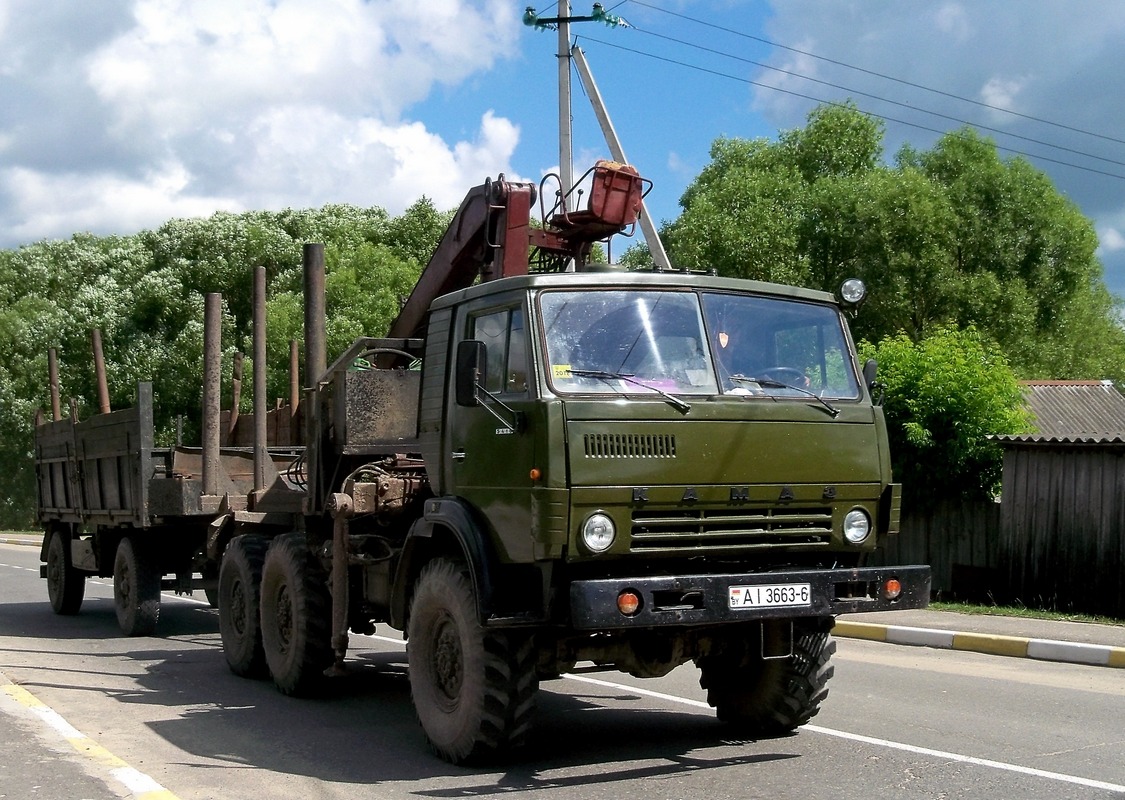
1, 670, 181, 799
834, 620, 1125, 669
0, 537, 39, 547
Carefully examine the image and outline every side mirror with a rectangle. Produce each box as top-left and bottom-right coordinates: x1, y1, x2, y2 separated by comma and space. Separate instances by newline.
862, 358, 877, 389
862, 358, 885, 406
455, 340, 487, 407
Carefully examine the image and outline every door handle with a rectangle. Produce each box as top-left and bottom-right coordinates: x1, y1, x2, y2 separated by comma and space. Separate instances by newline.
451, 450, 466, 461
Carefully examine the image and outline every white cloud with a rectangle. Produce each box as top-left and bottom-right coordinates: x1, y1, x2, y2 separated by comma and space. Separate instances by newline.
235, 109, 521, 213
0, 0, 521, 247
1, 163, 242, 244
933, 3, 972, 41
86, 0, 514, 133
1097, 225, 1125, 254
979, 76, 1028, 114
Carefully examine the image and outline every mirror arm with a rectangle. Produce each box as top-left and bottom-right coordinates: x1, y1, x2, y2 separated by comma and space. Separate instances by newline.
475, 383, 525, 432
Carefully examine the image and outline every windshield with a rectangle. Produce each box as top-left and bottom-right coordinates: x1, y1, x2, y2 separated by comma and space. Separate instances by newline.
540, 289, 860, 400
541, 290, 718, 395
703, 292, 860, 399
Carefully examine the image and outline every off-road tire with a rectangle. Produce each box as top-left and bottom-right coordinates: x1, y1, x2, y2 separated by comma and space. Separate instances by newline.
698, 617, 835, 734
259, 533, 333, 696
113, 537, 161, 636
218, 535, 269, 678
46, 528, 85, 615
407, 558, 538, 765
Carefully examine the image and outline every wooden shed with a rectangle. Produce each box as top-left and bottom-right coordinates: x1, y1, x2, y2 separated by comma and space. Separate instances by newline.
995, 381, 1125, 616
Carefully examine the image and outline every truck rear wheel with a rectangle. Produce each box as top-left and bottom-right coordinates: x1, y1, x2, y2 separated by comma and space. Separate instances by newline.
697, 617, 835, 734
113, 537, 161, 636
259, 533, 332, 696
46, 528, 85, 615
407, 558, 538, 765
218, 535, 269, 678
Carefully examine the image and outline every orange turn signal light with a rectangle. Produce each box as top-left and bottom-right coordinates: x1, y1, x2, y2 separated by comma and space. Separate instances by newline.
882, 578, 903, 601
529, 467, 542, 481
617, 590, 641, 616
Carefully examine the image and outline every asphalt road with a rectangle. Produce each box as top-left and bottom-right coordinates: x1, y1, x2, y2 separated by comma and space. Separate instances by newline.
1, 541, 1122, 800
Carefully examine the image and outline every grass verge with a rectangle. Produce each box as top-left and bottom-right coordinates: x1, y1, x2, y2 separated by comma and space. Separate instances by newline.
929, 600, 1124, 627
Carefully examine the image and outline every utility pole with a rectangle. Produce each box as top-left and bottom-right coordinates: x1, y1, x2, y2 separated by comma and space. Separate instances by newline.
525, 5, 671, 266
571, 46, 671, 269
526, 3, 628, 210
557, 0, 574, 211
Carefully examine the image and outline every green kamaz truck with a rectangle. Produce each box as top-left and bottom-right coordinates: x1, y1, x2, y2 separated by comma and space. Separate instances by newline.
36, 161, 930, 764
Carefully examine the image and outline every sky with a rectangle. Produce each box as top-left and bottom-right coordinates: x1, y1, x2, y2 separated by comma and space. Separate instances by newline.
5, 1, 1125, 295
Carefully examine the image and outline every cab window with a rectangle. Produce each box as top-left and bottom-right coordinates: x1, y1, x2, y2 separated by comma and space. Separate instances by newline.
471, 307, 528, 395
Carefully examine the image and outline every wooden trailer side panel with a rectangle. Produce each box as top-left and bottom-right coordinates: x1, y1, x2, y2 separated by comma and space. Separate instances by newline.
35, 382, 157, 529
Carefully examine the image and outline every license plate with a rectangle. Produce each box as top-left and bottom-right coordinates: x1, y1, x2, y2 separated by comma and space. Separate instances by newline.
728, 582, 812, 609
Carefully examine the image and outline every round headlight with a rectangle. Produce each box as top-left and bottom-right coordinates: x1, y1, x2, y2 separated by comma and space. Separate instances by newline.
581, 512, 616, 553
840, 278, 867, 306
843, 509, 871, 544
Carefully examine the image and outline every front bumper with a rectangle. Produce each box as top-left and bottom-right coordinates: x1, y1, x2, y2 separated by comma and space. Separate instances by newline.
569, 565, 931, 630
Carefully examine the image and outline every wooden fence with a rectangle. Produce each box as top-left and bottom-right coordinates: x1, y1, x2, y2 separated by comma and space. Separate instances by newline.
997, 442, 1125, 618
869, 498, 1002, 601
869, 442, 1125, 617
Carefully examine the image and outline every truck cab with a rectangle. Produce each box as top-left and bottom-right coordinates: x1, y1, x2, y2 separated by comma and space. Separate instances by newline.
416, 270, 913, 631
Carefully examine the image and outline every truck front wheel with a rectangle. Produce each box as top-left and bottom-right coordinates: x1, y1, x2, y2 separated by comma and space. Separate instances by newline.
259, 533, 332, 696
407, 558, 538, 765
46, 528, 85, 615
113, 537, 161, 636
218, 535, 269, 678
697, 617, 835, 734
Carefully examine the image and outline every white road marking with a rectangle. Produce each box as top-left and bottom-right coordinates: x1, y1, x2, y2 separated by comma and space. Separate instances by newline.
0, 672, 181, 800
8, 582, 1121, 792
364, 635, 1125, 793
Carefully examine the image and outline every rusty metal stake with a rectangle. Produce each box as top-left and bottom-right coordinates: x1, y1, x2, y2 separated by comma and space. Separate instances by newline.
326, 492, 354, 675
91, 329, 110, 414
48, 347, 61, 422
228, 351, 243, 440
289, 339, 300, 446
202, 293, 222, 497
253, 266, 268, 493
303, 243, 326, 501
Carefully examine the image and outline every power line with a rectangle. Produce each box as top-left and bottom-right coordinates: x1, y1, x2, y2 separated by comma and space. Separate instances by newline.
575, 34, 1125, 183
623, 25, 1125, 172
625, 0, 1125, 149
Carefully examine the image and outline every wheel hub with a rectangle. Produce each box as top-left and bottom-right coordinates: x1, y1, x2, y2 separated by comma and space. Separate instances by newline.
230, 579, 247, 635
116, 566, 132, 607
432, 614, 463, 702
275, 585, 293, 654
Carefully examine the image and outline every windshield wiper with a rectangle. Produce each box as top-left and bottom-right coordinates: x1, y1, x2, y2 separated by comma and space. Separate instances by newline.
730, 375, 840, 418
567, 368, 692, 414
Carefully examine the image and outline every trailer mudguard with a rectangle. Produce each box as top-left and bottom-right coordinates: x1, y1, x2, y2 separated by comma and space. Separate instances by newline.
389, 496, 498, 630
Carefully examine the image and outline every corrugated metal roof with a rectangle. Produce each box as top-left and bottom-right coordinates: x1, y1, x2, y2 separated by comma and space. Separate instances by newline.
994, 380, 1125, 444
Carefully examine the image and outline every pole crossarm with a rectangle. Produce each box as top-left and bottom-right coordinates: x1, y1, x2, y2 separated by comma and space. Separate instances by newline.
524, 4, 630, 30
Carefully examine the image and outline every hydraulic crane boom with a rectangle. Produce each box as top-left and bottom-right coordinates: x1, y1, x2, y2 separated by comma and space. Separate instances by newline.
386, 160, 649, 340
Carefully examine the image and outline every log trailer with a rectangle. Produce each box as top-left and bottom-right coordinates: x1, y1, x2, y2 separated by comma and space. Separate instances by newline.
35, 161, 931, 764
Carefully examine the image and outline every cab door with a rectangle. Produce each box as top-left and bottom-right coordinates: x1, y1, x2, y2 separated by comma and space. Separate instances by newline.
445, 300, 537, 562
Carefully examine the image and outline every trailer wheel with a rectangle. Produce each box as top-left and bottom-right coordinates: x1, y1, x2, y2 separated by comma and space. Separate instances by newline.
697, 617, 835, 734
46, 528, 85, 615
218, 535, 269, 678
407, 558, 538, 765
113, 537, 161, 636
259, 533, 332, 696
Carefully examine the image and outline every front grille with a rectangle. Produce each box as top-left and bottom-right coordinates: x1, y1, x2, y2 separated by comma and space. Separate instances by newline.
631, 506, 833, 551
583, 433, 676, 458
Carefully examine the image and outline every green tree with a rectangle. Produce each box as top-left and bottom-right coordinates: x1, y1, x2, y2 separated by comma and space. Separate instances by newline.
662, 136, 809, 285
860, 327, 1032, 509
0, 200, 450, 528
664, 102, 1125, 382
